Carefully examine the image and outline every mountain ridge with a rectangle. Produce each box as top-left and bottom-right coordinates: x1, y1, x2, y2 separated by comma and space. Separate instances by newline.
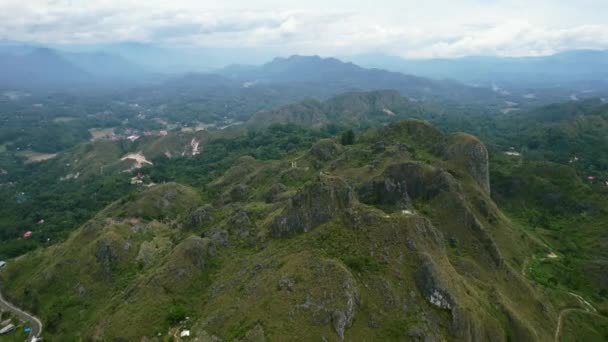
0, 120, 561, 340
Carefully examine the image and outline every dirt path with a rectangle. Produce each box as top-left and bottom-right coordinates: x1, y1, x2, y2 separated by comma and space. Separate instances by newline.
0, 290, 42, 341
554, 308, 602, 342
553, 291, 599, 341
521, 256, 531, 276
520, 254, 601, 342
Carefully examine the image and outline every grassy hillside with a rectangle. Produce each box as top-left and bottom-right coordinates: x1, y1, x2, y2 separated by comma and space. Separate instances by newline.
1, 120, 595, 341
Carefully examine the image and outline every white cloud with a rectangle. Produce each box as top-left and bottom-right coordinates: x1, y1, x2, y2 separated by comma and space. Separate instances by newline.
1, 0, 608, 58
408, 20, 608, 58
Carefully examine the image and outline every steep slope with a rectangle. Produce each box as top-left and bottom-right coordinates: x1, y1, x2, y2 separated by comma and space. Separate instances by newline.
0, 120, 569, 341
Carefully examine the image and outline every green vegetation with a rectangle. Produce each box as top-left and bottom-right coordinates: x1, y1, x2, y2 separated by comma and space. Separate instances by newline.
0, 119, 572, 340
0, 88, 607, 340
340, 129, 355, 145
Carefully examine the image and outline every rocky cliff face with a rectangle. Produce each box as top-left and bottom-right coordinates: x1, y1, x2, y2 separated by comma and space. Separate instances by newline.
440, 133, 491, 194
271, 176, 357, 237
358, 161, 458, 208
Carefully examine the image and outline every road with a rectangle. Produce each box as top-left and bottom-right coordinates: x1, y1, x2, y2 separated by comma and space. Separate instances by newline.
554, 308, 602, 342
553, 292, 599, 342
0, 290, 42, 342
520, 254, 602, 342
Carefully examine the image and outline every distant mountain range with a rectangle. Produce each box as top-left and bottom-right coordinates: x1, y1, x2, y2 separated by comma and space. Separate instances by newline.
62, 51, 147, 79
0, 46, 151, 89
0, 48, 92, 87
1, 42, 606, 111
346, 50, 608, 89
217, 55, 501, 107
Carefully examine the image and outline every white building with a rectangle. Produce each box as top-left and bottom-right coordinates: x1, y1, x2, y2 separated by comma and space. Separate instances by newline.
0, 261, 6, 269
0, 323, 15, 335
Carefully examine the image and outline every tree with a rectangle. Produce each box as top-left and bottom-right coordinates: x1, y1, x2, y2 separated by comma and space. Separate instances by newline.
341, 130, 355, 145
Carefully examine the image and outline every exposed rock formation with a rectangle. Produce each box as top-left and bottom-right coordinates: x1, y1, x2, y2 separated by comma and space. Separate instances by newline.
271, 176, 356, 237
167, 236, 216, 277
191, 204, 214, 226
358, 162, 458, 207
414, 255, 455, 311
228, 207, 254, 238
95, 237, 121, 277
441, 133, 491, 194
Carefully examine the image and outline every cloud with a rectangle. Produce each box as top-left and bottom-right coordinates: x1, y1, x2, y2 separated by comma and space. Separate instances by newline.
1, 0, 608, 58
407, 20, 608, 58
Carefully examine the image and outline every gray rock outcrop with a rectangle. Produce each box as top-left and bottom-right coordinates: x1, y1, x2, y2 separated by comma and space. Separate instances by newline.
440, 133, 490, 194
271, 176, 356, 237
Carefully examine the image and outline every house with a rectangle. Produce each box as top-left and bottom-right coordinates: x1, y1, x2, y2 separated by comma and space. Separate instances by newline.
23, 231, 33, 238
126, 135, 140, 142
0, 261, 6, 269
0, 323, 15, 335
159, 130, 168, 137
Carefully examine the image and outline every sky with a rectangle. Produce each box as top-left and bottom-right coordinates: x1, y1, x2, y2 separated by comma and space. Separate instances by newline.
1, 0, 608, 59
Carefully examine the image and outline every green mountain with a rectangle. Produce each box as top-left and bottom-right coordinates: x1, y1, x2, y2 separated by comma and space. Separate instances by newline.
1, 120, 593, 341
247, 90, 455, 130
219, 55, 501, 107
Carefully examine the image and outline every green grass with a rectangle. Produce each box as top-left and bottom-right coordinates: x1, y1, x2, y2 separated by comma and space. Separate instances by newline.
560, 311, 608, 342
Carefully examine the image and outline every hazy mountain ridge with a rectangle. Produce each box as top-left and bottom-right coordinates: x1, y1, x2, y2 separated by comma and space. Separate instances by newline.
0, 46, 157, 89
348, 50, 608, 88
62, 51, 149, 79
0, 48, 92, 87
218, 55, 497, 103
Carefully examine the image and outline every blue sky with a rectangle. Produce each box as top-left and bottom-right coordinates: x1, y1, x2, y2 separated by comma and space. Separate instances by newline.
1, 0, 607, 58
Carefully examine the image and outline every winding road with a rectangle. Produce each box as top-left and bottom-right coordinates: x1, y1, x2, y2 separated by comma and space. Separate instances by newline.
554, 307, 602, 342
520, 254, 603, 342
0, 290, 42, 341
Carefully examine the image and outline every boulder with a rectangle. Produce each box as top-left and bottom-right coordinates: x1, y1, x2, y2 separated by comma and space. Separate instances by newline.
191, 204, 214, 226
208, 229, 230, 247
228, 208, 254, 238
